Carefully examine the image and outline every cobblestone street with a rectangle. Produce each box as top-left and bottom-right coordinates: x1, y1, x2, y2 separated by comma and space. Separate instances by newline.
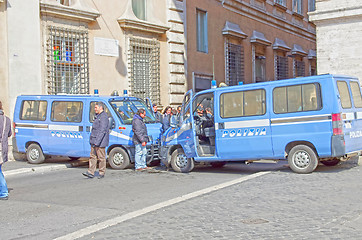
78, 160, 362, 240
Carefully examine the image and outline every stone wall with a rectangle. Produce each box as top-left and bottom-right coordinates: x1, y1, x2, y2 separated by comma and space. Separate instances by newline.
309, 0, 362, 81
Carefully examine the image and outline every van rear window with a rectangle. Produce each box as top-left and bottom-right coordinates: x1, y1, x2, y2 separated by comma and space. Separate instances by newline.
20, 100, 47, 121
350, 81, 362, 108
220, 89, 266, 118
51, 101, 83, 122
337, 81, 352, 109
273, 83, 321, 114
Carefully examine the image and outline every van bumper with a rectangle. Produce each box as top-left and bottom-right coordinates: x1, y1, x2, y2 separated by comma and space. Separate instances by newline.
331, 135, 345, 157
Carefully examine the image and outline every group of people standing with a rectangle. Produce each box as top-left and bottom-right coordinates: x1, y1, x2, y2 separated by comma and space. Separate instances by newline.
153, 104, 181, 133
82, 102, 182, 176
132, 104, 181, 171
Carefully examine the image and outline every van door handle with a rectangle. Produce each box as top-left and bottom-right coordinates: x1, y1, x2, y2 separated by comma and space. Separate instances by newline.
86, 126, 91, 132
219, 123, 224, 129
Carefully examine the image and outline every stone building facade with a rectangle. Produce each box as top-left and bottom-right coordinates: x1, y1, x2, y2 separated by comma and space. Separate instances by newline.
0, 0, 318, 118
309, 0, 362, 82
0, 0, 187, 117
185, 0, 317, 91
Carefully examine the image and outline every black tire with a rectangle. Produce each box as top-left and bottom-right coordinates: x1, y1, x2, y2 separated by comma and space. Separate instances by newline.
108, 147, 130, 169
288, 145, 319, 174
69, 157, 80, 161
26, 143, 45, 164
210, 162, 226, 168
321, 158, 340, 166
170, 148, 194, 173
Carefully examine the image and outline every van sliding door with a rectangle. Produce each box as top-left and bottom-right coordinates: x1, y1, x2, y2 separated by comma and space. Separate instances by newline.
215, 88, 273, 160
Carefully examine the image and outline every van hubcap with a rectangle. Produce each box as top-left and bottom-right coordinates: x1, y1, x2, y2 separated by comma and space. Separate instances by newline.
293, 151, 310, 169
176, 154, 188, 168
113, 153, 124, 165
29, 149, 39, 160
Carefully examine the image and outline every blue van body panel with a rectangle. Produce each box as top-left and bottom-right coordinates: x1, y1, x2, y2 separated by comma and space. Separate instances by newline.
14, 95, 162, 161
161, 74, 362, 166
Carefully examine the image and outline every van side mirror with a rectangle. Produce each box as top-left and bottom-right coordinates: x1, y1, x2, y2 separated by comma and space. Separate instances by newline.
108, 117, 115, 129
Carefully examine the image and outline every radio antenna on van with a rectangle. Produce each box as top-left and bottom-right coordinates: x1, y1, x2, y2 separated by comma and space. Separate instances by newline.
211, 55, 217, 88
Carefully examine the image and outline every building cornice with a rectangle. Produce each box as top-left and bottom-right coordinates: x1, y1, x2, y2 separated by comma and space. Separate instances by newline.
40, 1, 99, 22
118, 18, 169, 35
118, 0, 169, 35
309, 6, 362, 23
219, 0, 316, 42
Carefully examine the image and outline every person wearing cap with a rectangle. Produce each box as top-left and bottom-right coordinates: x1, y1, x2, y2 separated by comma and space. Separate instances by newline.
152, 104, 162, 123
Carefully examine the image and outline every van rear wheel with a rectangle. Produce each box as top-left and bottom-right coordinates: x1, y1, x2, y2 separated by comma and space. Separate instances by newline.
109, 147, 130, 169
288, 145, 318, 174
26, 143, 45, 164
171, 148, 194, 173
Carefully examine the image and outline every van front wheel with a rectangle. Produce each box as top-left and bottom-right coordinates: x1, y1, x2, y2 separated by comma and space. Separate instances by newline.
288, 145, 318, 174
26, 143, 45, 164
171, 148, 194, 173
108, 147, 130, 169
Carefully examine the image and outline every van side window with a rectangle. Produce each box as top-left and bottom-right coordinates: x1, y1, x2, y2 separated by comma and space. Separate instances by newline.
273, 83, 321, 114
89, 102, 112, 122
350, 82, 362, 108
337, 81, 352, 109
51, 101, 83, 122
20, 100, 47, 121
220, 89, 265, 118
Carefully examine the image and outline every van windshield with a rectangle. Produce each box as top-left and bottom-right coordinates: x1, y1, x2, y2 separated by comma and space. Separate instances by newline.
110, 99, 156, 124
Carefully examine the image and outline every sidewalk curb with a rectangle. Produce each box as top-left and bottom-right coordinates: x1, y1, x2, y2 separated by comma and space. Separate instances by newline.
4, 164, 70, 177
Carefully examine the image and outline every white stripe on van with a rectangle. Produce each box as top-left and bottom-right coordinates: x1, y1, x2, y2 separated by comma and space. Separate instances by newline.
342, 112, 355, 120
271, 119, 331, 126
356, 112, 362, 119
110, 130, 131, 141
48, 125, 79, 131
271, 114, 330, 122
224, 119, 269, 129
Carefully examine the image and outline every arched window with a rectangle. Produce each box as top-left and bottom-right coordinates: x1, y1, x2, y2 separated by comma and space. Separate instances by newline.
132, 0, 146, 20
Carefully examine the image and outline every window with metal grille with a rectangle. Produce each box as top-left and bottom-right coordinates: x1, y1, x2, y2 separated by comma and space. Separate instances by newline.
294, 60, 305, 77
225, 42, 244, 86
47, 26, 89, 95
308, 0, 316, 12
196, 9, 208, 53
293, 0, 303, 14
276, 56, 288, 80
255, 56, 266, 83
275, 0, 286, 6
129, 38, 160, 105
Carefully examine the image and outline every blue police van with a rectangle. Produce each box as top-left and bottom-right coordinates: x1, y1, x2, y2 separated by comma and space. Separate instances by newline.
13, 94, 162, 169
160, 74, 362, 173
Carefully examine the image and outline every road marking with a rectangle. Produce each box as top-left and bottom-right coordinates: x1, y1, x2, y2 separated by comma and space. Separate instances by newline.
3, 165, 69, 177
55, 171, 270, 240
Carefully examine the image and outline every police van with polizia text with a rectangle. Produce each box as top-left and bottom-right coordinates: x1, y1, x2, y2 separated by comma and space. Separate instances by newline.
160, 74, 362, 174
13, 92, 162, 169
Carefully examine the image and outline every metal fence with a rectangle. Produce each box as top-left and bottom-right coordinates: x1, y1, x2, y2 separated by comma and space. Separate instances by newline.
47, 26, 89, 95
